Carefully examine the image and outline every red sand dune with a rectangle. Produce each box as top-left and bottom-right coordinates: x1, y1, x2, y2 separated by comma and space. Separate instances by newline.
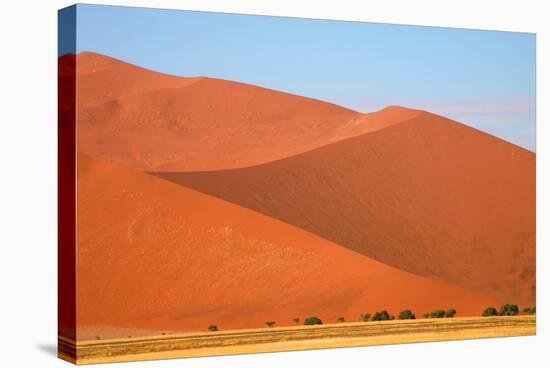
156, 111, 536, 305
75, 51, 201, 106
76, 154, 497, 339
70, 52, 422, 171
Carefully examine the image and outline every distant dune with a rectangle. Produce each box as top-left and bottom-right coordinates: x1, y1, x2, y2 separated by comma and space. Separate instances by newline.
156, 110, 536, 305
75, 51, 202, 105
76, 154, 498, 339
68, 52, 425, 171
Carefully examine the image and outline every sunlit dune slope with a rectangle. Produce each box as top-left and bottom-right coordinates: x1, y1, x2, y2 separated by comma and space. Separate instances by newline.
76, 154, 497, 339
74, 51, 202, 106
156, 111, 536, 305
70, 52, 422, 171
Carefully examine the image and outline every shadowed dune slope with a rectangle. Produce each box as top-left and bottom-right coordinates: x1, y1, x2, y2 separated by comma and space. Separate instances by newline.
70, 52, 424, 171
76, 154, 497, 339
156, 111, 536, 305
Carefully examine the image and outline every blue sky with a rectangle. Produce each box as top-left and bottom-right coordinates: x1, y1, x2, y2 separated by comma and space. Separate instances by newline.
59, 4, 536, 151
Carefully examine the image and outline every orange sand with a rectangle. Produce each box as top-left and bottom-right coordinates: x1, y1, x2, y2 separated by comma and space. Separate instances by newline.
76, 154, 498, 339
64, 52, 534, 340
73, 52, 420, 171
156, 110, 536, 305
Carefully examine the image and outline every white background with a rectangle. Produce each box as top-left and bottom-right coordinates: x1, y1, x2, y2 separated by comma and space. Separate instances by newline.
0, 0, 547, 366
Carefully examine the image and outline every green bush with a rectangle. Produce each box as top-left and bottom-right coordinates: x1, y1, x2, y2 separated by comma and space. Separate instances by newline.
304, 316, 323, 325
522, 306, 536, 315
430, 310, 445, 318
208, 325, 219, 332
372, 310, 392, 321
482, 307, 498, 317
398, 310, 416, 320
359, 313, 371, 322
337, 316, 345, 323
499, 304, 519, 316
444, 309, 457, 318
265, 321, 276, 328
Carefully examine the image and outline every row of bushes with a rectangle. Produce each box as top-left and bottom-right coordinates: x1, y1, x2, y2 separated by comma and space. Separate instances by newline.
358, 308, 456, 321
421, 309, 457, 319
207, 304, 535, 331
482, 304, 536, 317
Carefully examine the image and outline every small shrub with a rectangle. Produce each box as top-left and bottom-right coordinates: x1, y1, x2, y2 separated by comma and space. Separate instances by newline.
292, 317, 300, 325
482, 307, 498, 317
208, 325, 219, 332
265, 321, 276, 328
304, 316, 323, 325
371, 310, 392, 321
359, 313, 371, 322
422, 313, 430, 319
522, 306, 536, 315
95, 336, 100, 340
398, 309, 416, 320
444, 309, 457, 318
337, 316, 345, 323
430, 310, 445, 318
499, 304, 519, 316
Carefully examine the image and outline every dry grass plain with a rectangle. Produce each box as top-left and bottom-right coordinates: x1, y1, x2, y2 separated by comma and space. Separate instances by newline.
59, 316, 535, 364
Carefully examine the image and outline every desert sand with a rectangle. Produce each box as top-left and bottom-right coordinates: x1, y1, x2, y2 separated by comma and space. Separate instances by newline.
60, 52, 535, 343
156, 110, 535, 305
76, 154, 498, 339
71, 52, 425, 171
60, 316, 535, 364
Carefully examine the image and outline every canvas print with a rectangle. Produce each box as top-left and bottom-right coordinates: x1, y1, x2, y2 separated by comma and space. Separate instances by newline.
58, 4, 536, 364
